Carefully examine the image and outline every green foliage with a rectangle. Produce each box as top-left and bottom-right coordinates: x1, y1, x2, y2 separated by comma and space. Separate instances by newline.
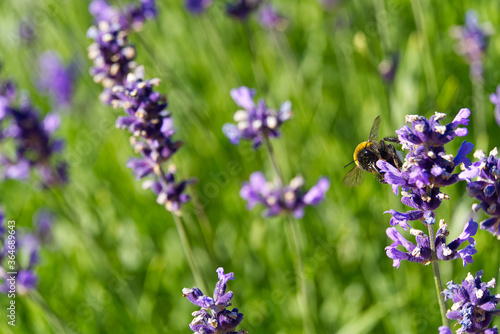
0, 0, 499, 333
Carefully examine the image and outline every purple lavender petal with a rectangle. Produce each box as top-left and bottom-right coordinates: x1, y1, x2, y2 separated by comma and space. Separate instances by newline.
42, 113, 60, 134
384, 209, 423, 229
185, 0, 213, 13
258, 4, 286, 29
37, 51, 74, 108
454, 141, 474, 167
17, 270, 37, 292
230, 86, 256, 111
303, 177, 330, 205
438, 327, 453, 334
222, 123, 241, 145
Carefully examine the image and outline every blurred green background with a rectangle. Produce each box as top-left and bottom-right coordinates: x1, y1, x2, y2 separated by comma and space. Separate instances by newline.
0, 0, 500, 333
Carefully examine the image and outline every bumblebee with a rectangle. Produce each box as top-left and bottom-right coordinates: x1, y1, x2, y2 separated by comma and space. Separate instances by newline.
343, 116, 402, 187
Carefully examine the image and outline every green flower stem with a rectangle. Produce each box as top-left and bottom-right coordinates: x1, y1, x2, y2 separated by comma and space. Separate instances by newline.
286, 215, 316, 334
472, 76, 488, 150
263, 136, 315, 333
30, 290, 66, 333
153, 161, 207, 292
426, 221, 449, 328
173, 213, 207, 293
263, 136, 284, 188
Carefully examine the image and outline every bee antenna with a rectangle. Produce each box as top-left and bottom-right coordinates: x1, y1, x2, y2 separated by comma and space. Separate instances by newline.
343, 160, 356, 169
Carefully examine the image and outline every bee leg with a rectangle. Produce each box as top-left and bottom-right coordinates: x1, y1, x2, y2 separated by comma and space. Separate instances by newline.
387, 144, 403, 169
378, 174, 385, 183
382, 136, 400, 144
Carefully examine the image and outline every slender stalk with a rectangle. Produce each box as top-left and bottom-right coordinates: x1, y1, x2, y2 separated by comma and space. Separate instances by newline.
410, 0, 438, 96
286, 215, 315, 334
472, 76, 488, 150
263, 136, 284, 188
426, 222, 448, 327
30, 290, 66, 333
154, 161, 207, 292
373, 0, 392, 53
172, 213, 207, 293
424, 186, 448, 327
242, 22, 266, 88
263, 137, 315, 333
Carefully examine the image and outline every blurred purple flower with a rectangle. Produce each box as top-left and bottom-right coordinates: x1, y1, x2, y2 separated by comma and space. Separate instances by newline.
226, 0, 261, 20
439, 327, 453, 334
18, 19, 36, 44
0, 78, 67, 186
319, 0, 340, 10
385, 218, 477, 268
223, 87, 291, 149
378, 53, 399, 83
258, 5, 287, 30
185, 0, 213, 14
240, 171, 329, 218
459, 148, 500, 238
183, 267, 247, 334
34, 210, 53, 243
16, 270, 38, 295
37, 51, 74, 108
451, 10, 491, 81
0, 211, 51, 295
489, 85, 500, 127
442, 271, 500, 334
89, 0, 156, 31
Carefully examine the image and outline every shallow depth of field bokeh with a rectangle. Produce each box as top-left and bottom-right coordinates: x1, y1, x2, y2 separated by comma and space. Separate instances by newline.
1, 0, 500, 333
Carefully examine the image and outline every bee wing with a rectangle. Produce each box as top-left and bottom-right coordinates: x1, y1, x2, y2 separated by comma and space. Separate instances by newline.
343, 167, 365, 187
368, 116, 381, 142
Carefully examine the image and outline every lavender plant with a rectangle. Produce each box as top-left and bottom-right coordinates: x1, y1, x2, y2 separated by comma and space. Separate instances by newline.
240, 171, 329, 218
226, 0, 262, 20
459, 148, 500, 238
183, 267, 247, 334
185, 0, 214, 14
489, 85, 500, 128
0, 209, 52, 295
439, 271, 500, 334
0, 74, 67, 187
87, 0, 209, 292
87, 0, 194, 215
185, 0, 285, 30
376, 110, 480, 327
257, 4, 287, 30
223, 86, 291, 149
37, 51, 75, 109
451, 10, 490, 82
223, 86, 329, 333
450, 10, 492, 149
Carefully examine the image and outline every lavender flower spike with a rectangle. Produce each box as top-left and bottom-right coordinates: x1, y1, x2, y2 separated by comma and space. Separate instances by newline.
459, 148, 500, 238
186, 0, 213, 14
183, 267, 247, 334
223, 86, 291, 149
451, 10, 491, 80
0, 76, 67, 186
258, 5, 287, 30
226, 0, 261, 20
0, 210, 50, 295
377, 111, 473, 226
88, 2, 193, 213
442, 271, 500, 334
489, 85, 500, 127
385, 218, 478, 268
37, 51, 74, 108
240, 171, 329, 218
